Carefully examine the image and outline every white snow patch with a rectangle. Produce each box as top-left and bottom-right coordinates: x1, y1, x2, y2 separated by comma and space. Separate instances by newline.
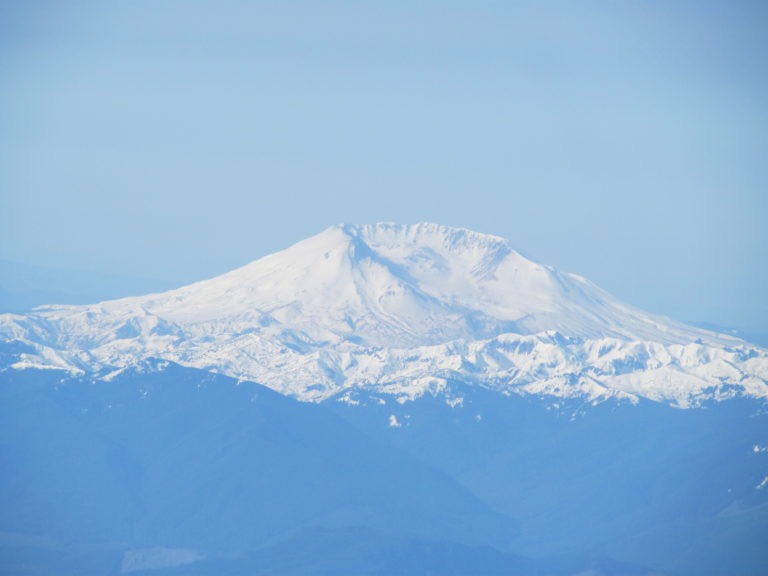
446, 396, 464, 408
2, 222, 765, 408
120, 548, 203, 573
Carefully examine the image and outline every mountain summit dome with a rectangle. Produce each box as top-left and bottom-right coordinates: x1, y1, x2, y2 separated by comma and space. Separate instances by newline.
1, 223, 766, 404
132, 222, 733, 347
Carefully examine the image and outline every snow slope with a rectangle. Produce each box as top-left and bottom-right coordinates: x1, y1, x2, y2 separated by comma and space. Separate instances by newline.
1, 223, 766, 406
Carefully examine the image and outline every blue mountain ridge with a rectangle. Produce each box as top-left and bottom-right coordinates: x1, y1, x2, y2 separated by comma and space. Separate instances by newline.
2, 361, 766, 575
0, 362, 658, 576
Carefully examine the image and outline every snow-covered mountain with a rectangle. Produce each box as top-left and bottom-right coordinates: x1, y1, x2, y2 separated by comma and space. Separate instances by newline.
1, 222, 766, 406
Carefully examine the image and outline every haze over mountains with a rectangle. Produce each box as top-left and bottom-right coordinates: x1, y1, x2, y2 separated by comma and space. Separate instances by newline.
1, 223, 767, 576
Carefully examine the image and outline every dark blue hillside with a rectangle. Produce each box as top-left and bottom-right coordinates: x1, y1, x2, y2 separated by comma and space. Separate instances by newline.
0, 364, 516, 574
2, 362, 757, 575
329, 386, 768, 576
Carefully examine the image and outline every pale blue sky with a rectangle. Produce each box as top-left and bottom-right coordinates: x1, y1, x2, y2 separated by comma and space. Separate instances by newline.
1, 1, 766, 332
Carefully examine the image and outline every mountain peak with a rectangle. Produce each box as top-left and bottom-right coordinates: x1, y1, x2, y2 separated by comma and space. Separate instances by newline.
329, 222, 516, 269
335, 221, 511, 247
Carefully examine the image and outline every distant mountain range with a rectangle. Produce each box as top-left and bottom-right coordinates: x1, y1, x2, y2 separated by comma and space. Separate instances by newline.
1, 223, 767, 575
2, 223, 766, 406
